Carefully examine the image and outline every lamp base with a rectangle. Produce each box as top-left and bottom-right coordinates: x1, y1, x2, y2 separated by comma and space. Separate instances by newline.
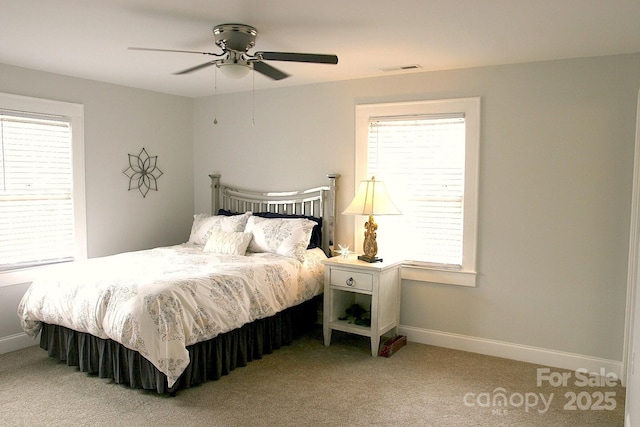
358, 254, 383, 263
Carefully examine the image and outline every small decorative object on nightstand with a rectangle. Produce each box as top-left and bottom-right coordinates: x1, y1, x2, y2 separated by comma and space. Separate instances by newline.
337, 244, 351, 259
323, 254, 402, 356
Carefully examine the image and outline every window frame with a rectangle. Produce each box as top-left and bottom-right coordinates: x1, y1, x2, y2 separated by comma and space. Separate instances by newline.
0, 92, 86, 285
354, 97, 480, 286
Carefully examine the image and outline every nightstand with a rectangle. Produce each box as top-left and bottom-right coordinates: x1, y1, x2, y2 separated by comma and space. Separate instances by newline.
322, 255, 402, 356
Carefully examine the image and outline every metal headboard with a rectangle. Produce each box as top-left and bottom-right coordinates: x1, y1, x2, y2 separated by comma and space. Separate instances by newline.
209, 174, 340, 256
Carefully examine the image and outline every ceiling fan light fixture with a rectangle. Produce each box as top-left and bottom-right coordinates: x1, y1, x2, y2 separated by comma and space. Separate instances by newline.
217, 59, 252, 79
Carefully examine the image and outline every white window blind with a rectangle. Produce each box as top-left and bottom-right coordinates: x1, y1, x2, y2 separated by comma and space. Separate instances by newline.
0, 110, 75, 270
367, 113, 466, 266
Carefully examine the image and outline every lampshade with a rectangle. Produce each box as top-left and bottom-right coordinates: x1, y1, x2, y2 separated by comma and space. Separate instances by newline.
342, 177, 401, 216
217, 60, 251, 79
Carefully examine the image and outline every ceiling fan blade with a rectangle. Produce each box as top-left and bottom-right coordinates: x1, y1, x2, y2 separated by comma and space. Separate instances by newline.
253, 61, 289, 80
128, 47, 223, 57
255, 51, 338, 64
173, 60, 219, 75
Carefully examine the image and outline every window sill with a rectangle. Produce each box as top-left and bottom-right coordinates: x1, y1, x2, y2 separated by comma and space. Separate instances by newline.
0, 262, 70, 288
0, 268, 38, 288
400, 263, 477, 287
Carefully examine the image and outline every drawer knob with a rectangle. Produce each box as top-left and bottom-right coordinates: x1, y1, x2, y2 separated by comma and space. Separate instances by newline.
346, 277, 354, 287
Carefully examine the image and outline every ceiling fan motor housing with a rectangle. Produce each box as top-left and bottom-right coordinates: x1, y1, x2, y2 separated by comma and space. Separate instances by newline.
213, 24, 257, 52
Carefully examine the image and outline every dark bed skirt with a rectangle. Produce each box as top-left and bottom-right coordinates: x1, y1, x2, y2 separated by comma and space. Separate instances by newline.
39, 297, 318, 394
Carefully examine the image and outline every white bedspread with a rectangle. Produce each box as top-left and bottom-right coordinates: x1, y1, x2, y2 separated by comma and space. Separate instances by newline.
18, 245, 326, 387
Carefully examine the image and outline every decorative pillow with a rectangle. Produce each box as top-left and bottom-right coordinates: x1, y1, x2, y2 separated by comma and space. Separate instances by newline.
245, 216, 316, 261
203, 229, 253, 255
188, 212, 251, 245
218, 209, 322, 249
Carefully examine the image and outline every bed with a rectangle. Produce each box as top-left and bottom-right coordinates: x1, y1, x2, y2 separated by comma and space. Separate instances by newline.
17, 173, 339, 394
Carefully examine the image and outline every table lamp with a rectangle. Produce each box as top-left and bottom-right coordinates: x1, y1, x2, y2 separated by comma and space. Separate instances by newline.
342, 176, 401, 262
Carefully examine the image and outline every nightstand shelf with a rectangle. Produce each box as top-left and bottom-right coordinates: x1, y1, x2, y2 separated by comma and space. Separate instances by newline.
322, 255, 402, 356
329, 319, 371, 335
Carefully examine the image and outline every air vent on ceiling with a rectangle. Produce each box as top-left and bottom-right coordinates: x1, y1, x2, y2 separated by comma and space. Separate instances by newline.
381, 64, 423, 72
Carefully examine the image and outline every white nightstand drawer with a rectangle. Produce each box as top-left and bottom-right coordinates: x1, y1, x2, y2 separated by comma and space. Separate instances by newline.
330, 269, 373, 292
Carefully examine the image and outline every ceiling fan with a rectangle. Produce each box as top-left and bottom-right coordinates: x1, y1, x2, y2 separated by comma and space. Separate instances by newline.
129, 23, 339, 80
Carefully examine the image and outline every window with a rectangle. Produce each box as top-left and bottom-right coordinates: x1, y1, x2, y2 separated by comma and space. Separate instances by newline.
355, 98, 480, 286
0, 93, 86, 273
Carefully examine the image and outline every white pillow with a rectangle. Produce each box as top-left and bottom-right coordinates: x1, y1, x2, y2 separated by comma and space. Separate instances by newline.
245, 216, 316, 261
203, 229, 253, 255
188, 212, 251, 245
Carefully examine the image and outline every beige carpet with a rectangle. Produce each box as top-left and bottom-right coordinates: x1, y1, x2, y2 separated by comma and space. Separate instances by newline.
0, 328, 625, 426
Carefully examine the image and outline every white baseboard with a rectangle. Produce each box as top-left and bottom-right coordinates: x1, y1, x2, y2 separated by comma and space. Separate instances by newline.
0, 332, 39, 355
399, 325, 623, 380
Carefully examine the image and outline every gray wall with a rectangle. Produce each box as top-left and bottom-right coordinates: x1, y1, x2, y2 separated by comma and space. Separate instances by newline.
0, 64, 194, 352
194, 54, 640, 362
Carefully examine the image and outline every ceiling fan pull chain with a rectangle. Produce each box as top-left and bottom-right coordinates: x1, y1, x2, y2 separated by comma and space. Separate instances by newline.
252, 69, 255, 125
213, 65, 218, 125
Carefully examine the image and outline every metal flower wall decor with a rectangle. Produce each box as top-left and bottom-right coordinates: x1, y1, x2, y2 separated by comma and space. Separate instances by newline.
123, 147, 163, 198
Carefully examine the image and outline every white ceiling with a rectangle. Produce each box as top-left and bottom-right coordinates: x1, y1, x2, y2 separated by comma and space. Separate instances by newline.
3, 0, 640, 98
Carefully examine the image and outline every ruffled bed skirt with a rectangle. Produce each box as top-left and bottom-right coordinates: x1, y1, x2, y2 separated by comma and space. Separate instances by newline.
39, 297, 318, 395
